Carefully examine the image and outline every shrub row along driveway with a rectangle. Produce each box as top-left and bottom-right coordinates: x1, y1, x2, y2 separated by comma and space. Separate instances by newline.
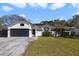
23, 37, 79, 56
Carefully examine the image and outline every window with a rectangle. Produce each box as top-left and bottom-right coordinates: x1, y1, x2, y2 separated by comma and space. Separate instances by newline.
20, 23, 24, 26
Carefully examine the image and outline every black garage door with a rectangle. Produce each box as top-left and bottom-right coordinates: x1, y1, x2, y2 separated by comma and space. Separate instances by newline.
10, 29, 29, 37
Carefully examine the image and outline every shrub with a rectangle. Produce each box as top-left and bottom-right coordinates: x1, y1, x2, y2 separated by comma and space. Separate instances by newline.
42, 31, 52, 37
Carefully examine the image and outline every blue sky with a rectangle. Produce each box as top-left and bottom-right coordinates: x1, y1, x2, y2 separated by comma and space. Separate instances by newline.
0, 3, 79, 23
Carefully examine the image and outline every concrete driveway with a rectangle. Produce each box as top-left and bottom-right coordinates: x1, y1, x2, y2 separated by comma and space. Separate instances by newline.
0, 37, 35, 56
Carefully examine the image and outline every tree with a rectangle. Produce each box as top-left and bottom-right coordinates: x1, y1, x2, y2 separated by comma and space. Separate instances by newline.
53, 19, 66, 27
0, 18, 4, 27
40, 20, 54, 26
67, 14, 79, 27
40, 19, 66, 27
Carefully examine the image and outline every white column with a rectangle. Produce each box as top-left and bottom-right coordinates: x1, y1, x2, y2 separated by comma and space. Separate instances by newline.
35, 27, 38, 37
29, 29, 32, 37
69, 31, 71, 35
35, 31, 37, 37
8, 29, 10, 37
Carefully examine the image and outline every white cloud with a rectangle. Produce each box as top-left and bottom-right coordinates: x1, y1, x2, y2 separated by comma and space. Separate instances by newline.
71, 3, 79, 10
10, 3, 27, 8
73, 12, 79, 15
28, 3, 37, 7
71, 3, 79, 7
1, 6, 13, 12
49, 3, 66, 10
28, 3, 48, 8
19, 14, 26, 18
37, 3, 48, 8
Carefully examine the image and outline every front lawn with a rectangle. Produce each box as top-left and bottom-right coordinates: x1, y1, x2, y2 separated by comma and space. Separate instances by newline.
23, 37, 79, 56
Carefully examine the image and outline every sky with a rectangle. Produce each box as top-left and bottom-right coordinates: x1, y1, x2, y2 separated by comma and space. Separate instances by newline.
0, 3, 79, 23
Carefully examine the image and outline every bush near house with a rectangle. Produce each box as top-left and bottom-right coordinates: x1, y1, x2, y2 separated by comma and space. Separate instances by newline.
42, 31, 52, 37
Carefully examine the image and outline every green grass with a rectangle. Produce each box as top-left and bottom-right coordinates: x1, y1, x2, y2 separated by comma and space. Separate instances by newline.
23, 37, 79, 56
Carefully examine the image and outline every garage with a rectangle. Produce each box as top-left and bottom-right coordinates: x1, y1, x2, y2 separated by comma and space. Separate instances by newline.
10, 29, 29, 37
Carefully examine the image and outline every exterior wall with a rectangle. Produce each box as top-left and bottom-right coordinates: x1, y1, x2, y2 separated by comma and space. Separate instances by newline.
29, 29, 32, 37
73, 29, 79, 35
8, 23, 32, 37
35, 31, 43, 36
51, 31, 55, 36
8, 23, 31, 29
35, 28, 54, 37
64, 31, 72, 35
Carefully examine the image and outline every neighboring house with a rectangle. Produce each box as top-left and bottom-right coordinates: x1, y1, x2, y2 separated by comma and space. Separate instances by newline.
0, 24, 7, 37
0, 20, 79, 37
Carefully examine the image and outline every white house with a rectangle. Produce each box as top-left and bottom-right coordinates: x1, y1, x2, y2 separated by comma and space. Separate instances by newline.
8, 21, 32, 37
72, 28, 79, 36
0, 20, 79, 37
33, 24, 79, 36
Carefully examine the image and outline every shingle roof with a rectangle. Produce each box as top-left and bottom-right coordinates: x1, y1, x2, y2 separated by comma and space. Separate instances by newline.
8, 20, 32, 27
33, 23, 76, 30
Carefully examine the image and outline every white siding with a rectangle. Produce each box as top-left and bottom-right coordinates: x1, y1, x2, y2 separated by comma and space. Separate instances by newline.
8, 23, 31, 29
73, 29, 79, 35
29, 30, 32, 37
8, 23, 32, 37
35, 31, 42, 36
8, 29, 10, 37
64, 31, 71, 35
51, 31, 55, 35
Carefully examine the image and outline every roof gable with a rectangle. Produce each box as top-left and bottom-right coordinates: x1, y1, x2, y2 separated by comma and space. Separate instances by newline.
8, 20, 32, 27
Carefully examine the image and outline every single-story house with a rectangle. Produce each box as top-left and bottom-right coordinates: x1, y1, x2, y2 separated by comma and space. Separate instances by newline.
33, 23, 79, 37
0, 20, 79, 37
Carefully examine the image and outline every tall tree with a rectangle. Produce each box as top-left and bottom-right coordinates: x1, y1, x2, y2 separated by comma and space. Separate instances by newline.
40, 19, 66, 27
67, 14, 79, 27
